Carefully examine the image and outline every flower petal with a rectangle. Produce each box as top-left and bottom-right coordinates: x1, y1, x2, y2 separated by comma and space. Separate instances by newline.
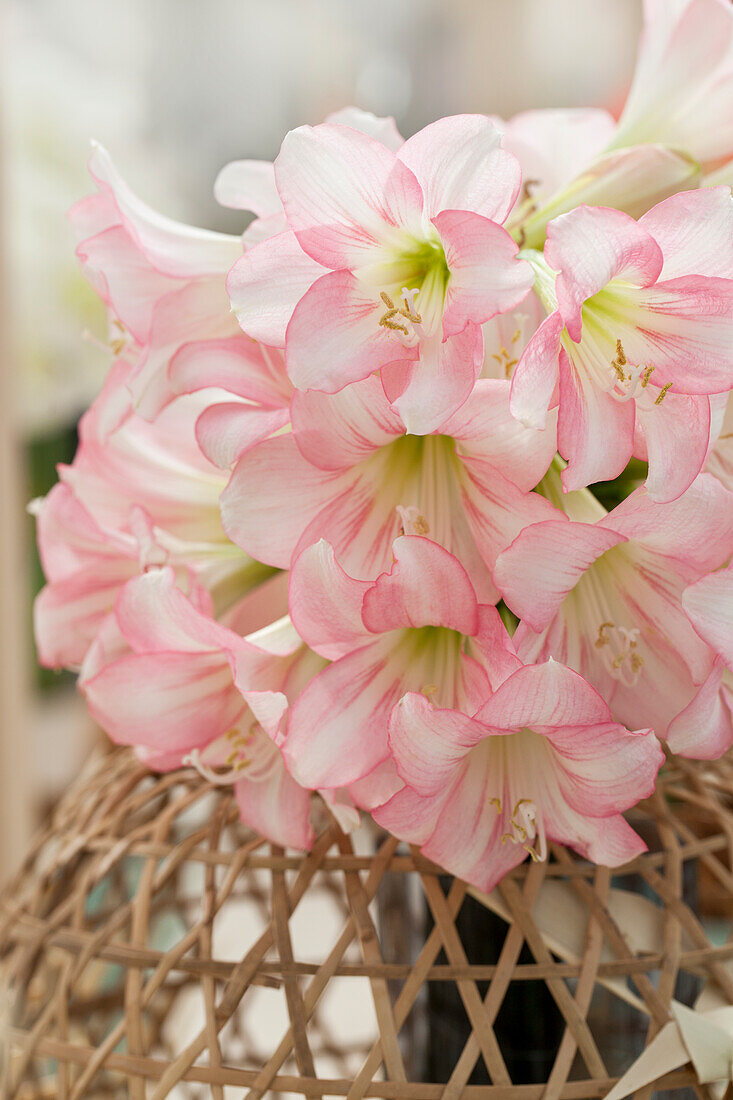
611, 0, 733, 168
548, 722, 662, 816
284, 638, 403, 788
88, 142, 242, 276
494, 520, 626, 631
558, 349, 636, 491
603, 473, 733, 574
666, 657, 733, 758
288, 540, 371, 659
235, 766, 315, 850
274, 123, 424, 268
76, 226, 178, 344
34, 560, 136, 670
640, 186, 733, 279
374, 785, 445, 846
418, 754, 527, 892
113, 567, 235, 655
476, 660, 613, 733
388, 692, 484, 797
361, 536, 480, 636
169, 336, 291, 406
501, 108, 616, 205
214, 160, 281, 215
545, 205, 663, 341
128, 277, 241, 419
221, 435, 344, 568
636, 390, 711, 503
683, 567, 733, 667
471, 606, 524, 690
226, 230, 326, 348
83, 649, 243, 752
195, 402, 290, 469
286, 270, 415, 394
325, 107, 404, 151
381, 325, 482, 435
442, 378, 558, 493
616, 275, 733, 395
397, 115, 521, 222
510, 312, 563, 430
435, 210, 534, 338
457, 455, 561, 595
291, 374, 402, 471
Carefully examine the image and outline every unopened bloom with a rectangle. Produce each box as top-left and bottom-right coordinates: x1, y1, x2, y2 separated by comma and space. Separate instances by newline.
80, 568, 319, 849
227, 115, 533, 432
375, 611, 662, 892
500, 108, 699, 250
494, 471, 733, 758
221, 373, 558, 602
511, 189, 733, 500
283, 536, 499, 802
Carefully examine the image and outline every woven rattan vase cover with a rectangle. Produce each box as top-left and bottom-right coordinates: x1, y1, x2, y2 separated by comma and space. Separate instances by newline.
1, 748, 732, 1099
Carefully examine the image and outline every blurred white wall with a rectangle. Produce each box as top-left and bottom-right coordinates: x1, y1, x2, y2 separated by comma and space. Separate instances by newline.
0, 0, 642, 875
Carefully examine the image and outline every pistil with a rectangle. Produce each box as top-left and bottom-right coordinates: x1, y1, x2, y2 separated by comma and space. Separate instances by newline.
500, 797, 547, 862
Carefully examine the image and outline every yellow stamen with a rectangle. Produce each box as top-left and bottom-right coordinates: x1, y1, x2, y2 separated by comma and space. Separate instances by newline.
641, 364, 655, 387
398, 293, 422, 325
655, 382, 673, 405
380, 317, 409, 335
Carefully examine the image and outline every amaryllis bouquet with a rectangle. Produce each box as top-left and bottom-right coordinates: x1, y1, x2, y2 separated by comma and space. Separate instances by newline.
34, 0, 733, 893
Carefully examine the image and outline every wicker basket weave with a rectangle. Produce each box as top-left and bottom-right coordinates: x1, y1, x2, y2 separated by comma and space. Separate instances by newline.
1, 747, 732, 1099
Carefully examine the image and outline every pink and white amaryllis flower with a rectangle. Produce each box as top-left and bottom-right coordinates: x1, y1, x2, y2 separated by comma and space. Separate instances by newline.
375, 610, 663, 892
70, 143, 243, 418
511, 188, 733, 501
683, 566, 733, 670
609, 0, 733, 174
80, 567, 319, 849
33, 359, 276, 670
283, 536, 499, 804
221, 373, 558, 602
227, 115, 534, 433
494, 471, 733, 759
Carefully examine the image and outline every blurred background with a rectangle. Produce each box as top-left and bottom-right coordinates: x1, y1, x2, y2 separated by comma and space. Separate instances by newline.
0, 0, 644, 881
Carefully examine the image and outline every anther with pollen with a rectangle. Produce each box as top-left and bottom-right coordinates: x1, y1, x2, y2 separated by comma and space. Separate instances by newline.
491, 326, 523, 377
655, 382, 673, 405
378, 289, 422, 335
611, 340, 627, 382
